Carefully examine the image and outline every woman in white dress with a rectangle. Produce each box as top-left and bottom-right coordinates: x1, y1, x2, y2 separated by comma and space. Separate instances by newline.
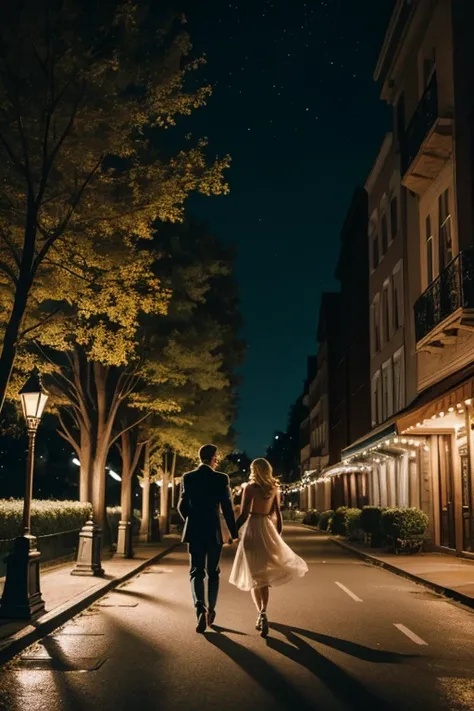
229, 458, 308, 637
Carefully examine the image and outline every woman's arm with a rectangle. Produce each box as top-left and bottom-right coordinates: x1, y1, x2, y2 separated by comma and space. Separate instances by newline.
235, 484, 253, 531
273, 489, 283, 535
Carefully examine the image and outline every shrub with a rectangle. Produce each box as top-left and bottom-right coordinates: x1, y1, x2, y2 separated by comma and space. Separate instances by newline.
318, 509, 334, 531
360, 506, 386, 536
302, 509, 320, 526
282, 508, 305, 522
345, 508, 363, 540
0, 499, 92, 540
329, 506, 348, 535
381, 507, 428, 541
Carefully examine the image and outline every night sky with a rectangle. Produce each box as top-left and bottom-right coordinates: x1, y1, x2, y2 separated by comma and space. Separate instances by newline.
181, 0, 395, 457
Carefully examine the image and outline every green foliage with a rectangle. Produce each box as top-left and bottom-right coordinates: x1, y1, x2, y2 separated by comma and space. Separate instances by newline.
302, 509, 320, 526
0, 499, 91, 540
329, 506, 348, 535
0, 0, 230, 409
381, 507, 429, 540
360, 506, 387, 535
282, 508, 305, 522
344, 508, 363, 540
318, 509, 334, 531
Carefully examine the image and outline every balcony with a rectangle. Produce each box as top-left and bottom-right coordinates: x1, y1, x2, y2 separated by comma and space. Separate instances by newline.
401, 73, 453, 195
414, 249, 474, 351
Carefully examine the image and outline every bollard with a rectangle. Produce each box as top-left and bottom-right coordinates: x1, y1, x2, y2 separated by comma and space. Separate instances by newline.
71, 519, 104, 577
115, 520, 133, 558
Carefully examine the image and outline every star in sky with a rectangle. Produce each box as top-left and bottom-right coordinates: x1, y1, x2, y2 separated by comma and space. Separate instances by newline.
181, 0, 395, 456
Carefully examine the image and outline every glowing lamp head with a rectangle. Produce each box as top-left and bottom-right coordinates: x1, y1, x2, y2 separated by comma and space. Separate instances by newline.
19, 369, 49, 429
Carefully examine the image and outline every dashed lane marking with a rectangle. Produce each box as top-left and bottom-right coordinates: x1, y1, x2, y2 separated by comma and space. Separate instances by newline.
335, 581, 363, 602
394, 623, 428, 646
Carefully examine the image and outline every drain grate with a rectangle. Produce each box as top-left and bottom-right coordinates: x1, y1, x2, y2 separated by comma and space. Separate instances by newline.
16, 656, 107, 672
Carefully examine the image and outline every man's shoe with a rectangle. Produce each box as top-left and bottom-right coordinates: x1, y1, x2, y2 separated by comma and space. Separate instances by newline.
196, 609, 207, 633
207, 609, 216, 626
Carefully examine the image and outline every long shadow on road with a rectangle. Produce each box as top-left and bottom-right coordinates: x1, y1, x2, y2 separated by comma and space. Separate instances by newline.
268, 623, 415, 711
205, 622, 411, 711
204, 631, 316, 711
271, 623, 419, 664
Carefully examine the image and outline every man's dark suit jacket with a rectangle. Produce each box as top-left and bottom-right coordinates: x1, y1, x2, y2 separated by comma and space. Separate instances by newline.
178, 464, 237, 545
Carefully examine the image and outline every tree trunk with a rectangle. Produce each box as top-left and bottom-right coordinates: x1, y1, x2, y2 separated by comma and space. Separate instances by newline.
160, 468, 170, 535
140, 440, 151, 543
116, 430, 133, 558
170, 450, 177, 508
0, 276, 31, 415
79, 429, 93, 503
91, 449, 108, 535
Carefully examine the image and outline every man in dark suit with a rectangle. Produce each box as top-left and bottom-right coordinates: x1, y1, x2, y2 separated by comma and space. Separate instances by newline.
178, 443, 238, 632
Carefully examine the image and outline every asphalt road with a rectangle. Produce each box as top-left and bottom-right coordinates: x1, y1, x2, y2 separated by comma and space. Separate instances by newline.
1, 525, 473, 711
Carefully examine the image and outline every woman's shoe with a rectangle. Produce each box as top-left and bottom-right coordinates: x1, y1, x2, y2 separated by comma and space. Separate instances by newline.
260, 613, 269, 638
255, 613, 263, 631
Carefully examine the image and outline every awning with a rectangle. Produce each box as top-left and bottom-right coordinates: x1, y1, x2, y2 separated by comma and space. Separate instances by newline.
319, 462, 371, 477
397, 376, 474, 432
341, 422, 397, 460
341, 370, 474, 461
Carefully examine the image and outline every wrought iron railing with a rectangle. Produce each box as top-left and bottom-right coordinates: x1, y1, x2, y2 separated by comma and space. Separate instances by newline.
414, 248, 474, 343
401, 72, 438, 176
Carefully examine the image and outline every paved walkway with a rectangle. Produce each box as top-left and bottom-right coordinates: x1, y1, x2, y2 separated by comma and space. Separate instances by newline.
329, 536, 474, 609
0, 535, 181, 659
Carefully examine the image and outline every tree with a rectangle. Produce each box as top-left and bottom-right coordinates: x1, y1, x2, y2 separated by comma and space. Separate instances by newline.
41, 219, 242, 537
0, 0, 229, 413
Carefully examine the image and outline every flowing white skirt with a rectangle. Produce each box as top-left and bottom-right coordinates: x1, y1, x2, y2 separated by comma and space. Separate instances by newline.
229, 515, 308, 591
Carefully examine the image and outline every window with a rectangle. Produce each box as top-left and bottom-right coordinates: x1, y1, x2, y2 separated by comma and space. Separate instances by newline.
381, 213, 388, 255
439, 189, 453, 271
371, 295, 381, 354
382, 283, 390, 343
371, 371, 383, 427
390, 195, 398, 241
392, 261, 404, 330
382, 359, 393, 421
422, 48, 436, 89
372, 231, 379, 269
425, 214, 434, 284
393, 347, 405, 413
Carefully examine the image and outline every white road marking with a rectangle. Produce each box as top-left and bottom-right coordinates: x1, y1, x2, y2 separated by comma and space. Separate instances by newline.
335, 581, 363, 602
394, 623, 428, 646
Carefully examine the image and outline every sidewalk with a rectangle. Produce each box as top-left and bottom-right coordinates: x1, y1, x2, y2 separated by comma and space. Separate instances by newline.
329, 534, 474, 610
0, 534, 182, 663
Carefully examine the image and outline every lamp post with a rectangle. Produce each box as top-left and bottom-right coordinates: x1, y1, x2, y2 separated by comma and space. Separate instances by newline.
0, 369, 49, 620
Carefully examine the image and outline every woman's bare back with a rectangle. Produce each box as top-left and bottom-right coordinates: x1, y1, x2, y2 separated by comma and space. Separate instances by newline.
248, 483, 278, 515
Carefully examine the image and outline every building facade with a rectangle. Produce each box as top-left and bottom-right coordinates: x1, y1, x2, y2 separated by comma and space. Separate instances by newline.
341, 0, 474, 555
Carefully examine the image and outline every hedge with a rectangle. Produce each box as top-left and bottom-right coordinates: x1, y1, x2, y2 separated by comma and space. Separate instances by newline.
282, 508, 305, 522
302, 509, 320, 526
318, 510, 334, 531
360, 506, 387, 536
381, 507, 428, 540
329, 506, 348, 535
345, 508, 362, 540
0, 499, 92, 540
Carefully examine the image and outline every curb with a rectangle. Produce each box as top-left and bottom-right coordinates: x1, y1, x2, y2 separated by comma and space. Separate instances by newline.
0, 538, 182, 664
329, 535, 474, 611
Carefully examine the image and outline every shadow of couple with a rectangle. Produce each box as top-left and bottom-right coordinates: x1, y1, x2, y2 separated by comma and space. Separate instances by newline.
204, 622, 418, 711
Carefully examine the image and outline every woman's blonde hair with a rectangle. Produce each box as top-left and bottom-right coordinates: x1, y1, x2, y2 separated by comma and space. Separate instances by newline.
249, 458, 279, 498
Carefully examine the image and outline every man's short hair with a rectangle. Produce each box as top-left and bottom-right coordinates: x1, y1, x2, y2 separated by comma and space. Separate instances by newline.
199, 444, 217, 464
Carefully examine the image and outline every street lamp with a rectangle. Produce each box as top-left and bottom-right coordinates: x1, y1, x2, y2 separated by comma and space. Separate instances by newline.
0, 369, 49, 620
